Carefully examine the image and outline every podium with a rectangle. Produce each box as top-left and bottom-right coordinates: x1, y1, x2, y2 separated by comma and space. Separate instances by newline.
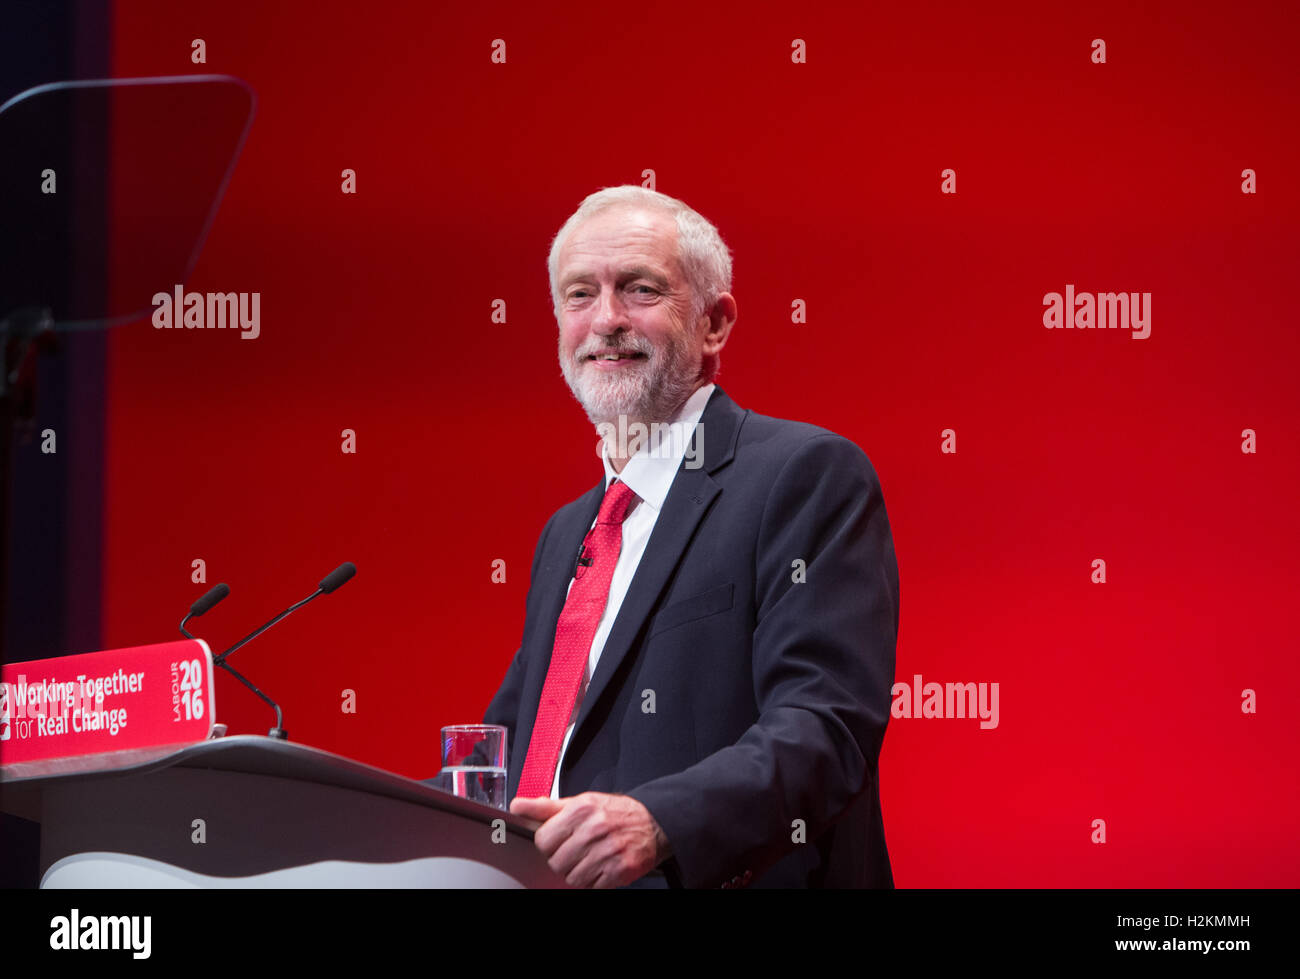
0, 735, 568, 888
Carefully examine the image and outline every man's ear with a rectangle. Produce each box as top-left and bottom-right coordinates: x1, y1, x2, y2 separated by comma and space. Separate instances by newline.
701, 292, 737, 357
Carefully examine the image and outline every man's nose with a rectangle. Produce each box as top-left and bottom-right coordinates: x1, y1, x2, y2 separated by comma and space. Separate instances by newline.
590, 288, 630, 334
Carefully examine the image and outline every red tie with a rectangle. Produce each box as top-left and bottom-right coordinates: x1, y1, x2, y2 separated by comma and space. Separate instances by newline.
516, 479, 639, 798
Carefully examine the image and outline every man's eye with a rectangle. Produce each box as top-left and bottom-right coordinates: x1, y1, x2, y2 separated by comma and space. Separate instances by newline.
632, 285, 656, 294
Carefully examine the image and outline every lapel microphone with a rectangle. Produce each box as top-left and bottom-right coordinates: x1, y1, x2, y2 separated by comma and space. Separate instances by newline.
574, 542, 593, 579
573, 477, 617, 578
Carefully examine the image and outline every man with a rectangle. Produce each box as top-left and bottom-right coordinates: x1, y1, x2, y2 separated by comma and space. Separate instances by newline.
485, 185, 899, 888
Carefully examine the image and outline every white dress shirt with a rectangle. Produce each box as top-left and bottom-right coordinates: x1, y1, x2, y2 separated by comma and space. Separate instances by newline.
549, 382, 716, 798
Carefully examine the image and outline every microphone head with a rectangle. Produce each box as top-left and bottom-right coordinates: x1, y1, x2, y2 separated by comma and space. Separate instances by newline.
190, 583, 231, 617
319, 562, 356, 595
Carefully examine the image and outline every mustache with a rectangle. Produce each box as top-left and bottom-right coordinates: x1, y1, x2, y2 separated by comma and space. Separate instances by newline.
576, 337, 654, 359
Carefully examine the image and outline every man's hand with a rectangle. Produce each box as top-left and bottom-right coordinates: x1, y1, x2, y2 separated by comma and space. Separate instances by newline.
510, 791, 671, 888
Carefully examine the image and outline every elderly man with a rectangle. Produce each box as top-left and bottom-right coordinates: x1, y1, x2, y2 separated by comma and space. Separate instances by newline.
487, 185, 899, 888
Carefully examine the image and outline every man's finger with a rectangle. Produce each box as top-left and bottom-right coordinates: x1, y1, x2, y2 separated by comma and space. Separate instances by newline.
529, 798, 590, 858
560, 842, 613, 889
510, 795, 564, 820
546, 815, 613, 879
514, 795, 579, 859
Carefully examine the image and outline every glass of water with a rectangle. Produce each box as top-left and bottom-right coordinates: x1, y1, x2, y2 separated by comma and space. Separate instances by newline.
438, 724, 507, 810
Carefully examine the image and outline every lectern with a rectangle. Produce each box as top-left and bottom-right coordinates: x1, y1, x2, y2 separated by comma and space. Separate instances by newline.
0, 735, 567, 888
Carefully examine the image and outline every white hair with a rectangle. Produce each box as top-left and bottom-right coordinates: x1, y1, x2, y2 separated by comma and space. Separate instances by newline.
547, 186, 733, 378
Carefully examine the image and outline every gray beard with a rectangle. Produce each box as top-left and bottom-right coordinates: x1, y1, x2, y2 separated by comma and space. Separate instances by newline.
559, 330, 702, 430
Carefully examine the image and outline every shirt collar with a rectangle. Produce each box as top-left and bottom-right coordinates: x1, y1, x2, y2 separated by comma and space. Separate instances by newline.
600, 382, 715, 512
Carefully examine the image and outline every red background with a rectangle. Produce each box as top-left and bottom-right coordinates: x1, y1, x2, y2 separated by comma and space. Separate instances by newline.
100, 1, 1299, 886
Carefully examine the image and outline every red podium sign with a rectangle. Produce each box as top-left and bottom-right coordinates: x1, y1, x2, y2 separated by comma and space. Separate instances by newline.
0, 639, 215, 766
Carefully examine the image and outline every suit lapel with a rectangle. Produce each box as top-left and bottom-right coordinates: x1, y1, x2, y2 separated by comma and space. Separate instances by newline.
508, 479, 603, 798
569, 386, 745, 751
509, 385, 747, 796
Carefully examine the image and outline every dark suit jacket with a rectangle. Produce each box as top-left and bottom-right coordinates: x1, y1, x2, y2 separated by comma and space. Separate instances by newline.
483, 385, 899, 888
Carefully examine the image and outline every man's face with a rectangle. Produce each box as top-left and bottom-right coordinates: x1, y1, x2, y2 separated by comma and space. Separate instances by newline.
555, 205, 705, 427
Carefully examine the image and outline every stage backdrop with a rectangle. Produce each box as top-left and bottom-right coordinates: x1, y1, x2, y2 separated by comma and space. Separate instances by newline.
86, 0, 1300, 886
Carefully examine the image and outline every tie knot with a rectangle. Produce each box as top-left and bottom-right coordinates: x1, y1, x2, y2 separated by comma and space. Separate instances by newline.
596, 479, 638, 525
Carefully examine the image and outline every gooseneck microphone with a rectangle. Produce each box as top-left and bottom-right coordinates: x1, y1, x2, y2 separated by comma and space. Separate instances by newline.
214, 562, 356, 667
318, 562, 357, 595
176, 563, 356, 741
180, 582, 230, 639
177, 581, 288, 738
213, 652, 290, 740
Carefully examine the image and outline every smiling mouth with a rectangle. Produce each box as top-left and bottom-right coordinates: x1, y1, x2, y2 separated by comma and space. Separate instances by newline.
586, 351, 647, 363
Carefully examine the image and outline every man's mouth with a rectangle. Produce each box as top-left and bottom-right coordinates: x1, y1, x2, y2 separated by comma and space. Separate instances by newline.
586, 351, 647, 365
